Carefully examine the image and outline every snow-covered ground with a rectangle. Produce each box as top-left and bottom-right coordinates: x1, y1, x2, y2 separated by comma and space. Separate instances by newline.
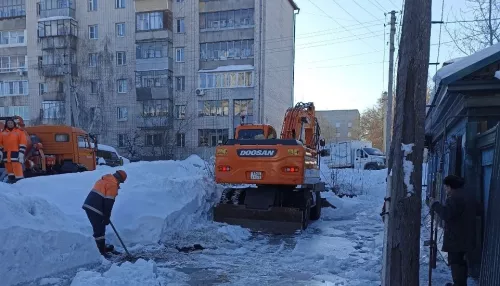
2, 155, 470, 285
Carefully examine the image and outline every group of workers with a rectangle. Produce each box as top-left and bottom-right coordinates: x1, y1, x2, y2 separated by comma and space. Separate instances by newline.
0, 118, 27, 184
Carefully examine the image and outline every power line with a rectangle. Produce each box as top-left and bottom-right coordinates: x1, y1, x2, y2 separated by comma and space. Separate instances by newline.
353, 0, 385, 22
437, 17, 500, 24
330, 0, 380, 35
367, 0, 388, 13
435, 0, 446, 73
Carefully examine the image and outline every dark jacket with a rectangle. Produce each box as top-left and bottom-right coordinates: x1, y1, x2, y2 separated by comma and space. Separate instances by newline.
431, 188, 475, 253
82, 174, 119, 219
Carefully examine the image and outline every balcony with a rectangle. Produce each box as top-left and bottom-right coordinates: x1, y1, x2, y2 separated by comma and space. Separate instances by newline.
39, 0, 76, 19
134, 0, 172, 13
136, 115, 171, 130
136, 57, 172, 72
40, 36, 77, 50
39, 64, 77, 77
40, 91, 65, 101
0, 4, 26, 19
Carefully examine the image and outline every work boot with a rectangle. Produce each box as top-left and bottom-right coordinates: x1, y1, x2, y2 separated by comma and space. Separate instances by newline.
95, 240, 110, 258
6, 175, 16, 184
105, 244, 115, 252
450, 264, 467, 286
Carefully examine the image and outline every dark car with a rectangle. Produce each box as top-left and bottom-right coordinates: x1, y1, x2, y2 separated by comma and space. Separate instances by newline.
96, 149, 123, 167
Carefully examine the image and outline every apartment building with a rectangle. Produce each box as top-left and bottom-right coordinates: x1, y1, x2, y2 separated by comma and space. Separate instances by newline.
2, 0, 298, 160
316, 109, 360, 143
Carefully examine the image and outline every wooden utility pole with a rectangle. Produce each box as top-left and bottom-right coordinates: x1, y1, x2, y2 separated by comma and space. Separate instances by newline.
385, 11, 397, 156
381, 0, 432, 285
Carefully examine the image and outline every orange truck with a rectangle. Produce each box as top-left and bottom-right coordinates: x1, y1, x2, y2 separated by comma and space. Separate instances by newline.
213, 102, 326, 233
0, 116, 97, 178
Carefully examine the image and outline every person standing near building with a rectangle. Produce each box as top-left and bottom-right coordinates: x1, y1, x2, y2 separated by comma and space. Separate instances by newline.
0, 118, 27, 184
429, 175, 475, 286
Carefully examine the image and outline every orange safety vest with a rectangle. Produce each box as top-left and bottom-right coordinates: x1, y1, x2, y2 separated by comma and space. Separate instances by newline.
0, 128, 27, 162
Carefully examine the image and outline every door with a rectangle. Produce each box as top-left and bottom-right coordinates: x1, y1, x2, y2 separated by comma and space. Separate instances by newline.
75, 134, 95, 170
354, 149, 364, 169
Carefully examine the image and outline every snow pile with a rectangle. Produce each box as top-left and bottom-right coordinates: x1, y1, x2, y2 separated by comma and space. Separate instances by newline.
401, 143, 415, 195
217, 225, 252, 243
0, 155, 218, 285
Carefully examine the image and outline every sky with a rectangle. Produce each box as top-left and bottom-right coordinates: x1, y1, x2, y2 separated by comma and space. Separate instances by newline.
293, 0, 471, 112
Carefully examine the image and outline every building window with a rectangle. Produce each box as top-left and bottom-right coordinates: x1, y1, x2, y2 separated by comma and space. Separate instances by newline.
175, 48, 184, 62
336, 132, 340, 138
336, 122, 340, 128
234, 99, 253, 116
145, 133, 162, 146
0, 55, 26, 73
200, 39, 254, 61
198, 100, 229, 117
176, 133, 185, 147
116, 23, 125, 37
136, 11, 164, 31
135, 70, 173, 88
0, 81, 28, 96
90, 81, 97, 94
0, 0, 26, 18
42, 101, 64, 119
142, 99, 169, 117
199, 9, 254, 31
176, 0, 184, 2
0, 105, 29, 119
348, 122, 352, 128
348, 132, 352, 138
88, 25, 98, 39
175, 76, 185, 91
88, 53, 97, 67
39, 83, 47, 95
176, 18, 185, 33
0, 30, 25, 45
115, 0, 125, 9
175, 105, 186, 119
136, 40, 168, 59
116, 51, 126, 66
118, 134, 126, 147
38, 20, 78, 38
199, 71, 253, 89
88, 0, 97, 11
198, 129, 229, 147
117, 79, 127, 93
117, 107, 128, 121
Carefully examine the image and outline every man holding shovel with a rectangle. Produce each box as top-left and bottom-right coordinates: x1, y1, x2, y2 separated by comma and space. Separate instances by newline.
82, 170, 127, 257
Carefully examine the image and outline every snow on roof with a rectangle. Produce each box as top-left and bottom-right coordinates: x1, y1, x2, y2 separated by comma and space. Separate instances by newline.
38, 16, 75, 22
198, 65, 254, 73
77, 142, 119, 153
443, 57, 464, 65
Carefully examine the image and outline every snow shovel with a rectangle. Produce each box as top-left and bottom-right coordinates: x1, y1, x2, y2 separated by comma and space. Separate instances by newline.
109, 221, 133, 259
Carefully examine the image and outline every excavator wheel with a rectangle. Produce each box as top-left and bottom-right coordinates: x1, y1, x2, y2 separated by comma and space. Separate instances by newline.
309, 191, 322, 221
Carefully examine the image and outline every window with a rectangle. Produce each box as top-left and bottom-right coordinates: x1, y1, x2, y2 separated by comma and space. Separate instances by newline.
136, 40, 168, 59
176, 133, 185, 147
175, 76, 185, 91
199, 71, 253, 89
142, 100, 169, 117
348, 122, 353, 128
88, 0, 97, 11
0, 81, 28, 96
0, 0, 26, 19
90, 81, 97, 94
199, 9, 254, 31
234, 99, 253, 116
176, 18, 185, 33
115, 0, 125, 9
117, 79, 128, 93
118, 134, 126, 147
348, 132, 352, 138
88, 25, 98, 39
198, 129, 229, 146
38, 20, 77, 38
176, 0, 184, 2
116, 23, 125, 37
198, 100, 229, 116
0, 105, 30, 120
145, 134, 162, 146
0, 30, 25, 46
175, 105, 186, 119
336, 122, 340, 128
39, 83, 47, 95
117, 107, 128, 121
200, 39, 254, 61
88, 53, 97, 67
136, 11, 164, 31
135, 70, 172, 88
116, 51, 126, 66
175, 48, 184, 62
42, 101, 64, 119
336, 132, 340, 138
0, 55, 26, 73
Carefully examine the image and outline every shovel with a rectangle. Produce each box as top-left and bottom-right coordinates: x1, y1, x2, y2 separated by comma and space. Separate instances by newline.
109, 220, 133, 260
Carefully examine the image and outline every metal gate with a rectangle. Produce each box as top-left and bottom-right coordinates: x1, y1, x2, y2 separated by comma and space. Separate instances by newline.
479, 124, 500, 285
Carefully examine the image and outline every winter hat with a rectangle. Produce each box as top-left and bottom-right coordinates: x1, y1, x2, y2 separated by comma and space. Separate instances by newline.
113, 170, 127, 183
443, 175, 465, 189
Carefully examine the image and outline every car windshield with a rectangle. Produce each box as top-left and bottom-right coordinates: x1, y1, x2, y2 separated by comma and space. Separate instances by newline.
363, 148, 384, 156
238, 129, 265, 139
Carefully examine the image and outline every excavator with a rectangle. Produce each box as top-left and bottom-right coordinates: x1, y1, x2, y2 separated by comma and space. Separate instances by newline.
213, 102, 326, 234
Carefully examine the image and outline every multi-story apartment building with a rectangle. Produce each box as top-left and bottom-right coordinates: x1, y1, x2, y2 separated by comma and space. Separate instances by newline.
3, 0, 298, 160
317, 109, 360, 143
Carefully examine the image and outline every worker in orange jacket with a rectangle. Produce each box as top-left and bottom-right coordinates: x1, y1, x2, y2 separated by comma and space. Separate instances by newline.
0, 118, 27, 184
82, 170, 127, 256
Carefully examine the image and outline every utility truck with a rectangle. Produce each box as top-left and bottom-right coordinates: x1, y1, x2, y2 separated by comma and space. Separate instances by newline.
324, 140, 386, 170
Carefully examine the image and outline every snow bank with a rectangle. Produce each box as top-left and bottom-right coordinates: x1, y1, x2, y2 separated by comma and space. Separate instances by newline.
0, 155, 218, 285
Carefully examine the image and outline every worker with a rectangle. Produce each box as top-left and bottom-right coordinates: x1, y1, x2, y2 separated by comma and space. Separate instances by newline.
429, 175, 474, 286
82, 170, 127, 257
0, 118, 27, 184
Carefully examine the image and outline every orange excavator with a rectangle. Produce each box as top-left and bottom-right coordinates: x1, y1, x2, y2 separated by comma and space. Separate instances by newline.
213, 102, 326, 233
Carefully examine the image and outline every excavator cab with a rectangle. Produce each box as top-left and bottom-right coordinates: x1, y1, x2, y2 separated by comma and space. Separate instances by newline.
235, 124, 277, 140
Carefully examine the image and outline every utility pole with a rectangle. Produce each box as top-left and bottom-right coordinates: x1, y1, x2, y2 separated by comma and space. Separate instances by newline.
381, 0, 432, 285
385, 11, 397, 155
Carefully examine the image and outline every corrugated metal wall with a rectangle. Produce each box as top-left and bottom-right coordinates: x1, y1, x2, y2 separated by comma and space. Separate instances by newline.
479, 125, 500, 286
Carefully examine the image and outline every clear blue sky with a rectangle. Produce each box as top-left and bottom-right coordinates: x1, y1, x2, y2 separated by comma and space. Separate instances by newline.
293, 0, 470, 112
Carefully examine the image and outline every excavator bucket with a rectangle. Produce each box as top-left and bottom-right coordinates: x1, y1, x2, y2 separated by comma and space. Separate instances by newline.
213, 187, 309, 234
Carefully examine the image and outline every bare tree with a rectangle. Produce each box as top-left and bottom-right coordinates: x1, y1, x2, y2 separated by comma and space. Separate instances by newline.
121, 130, 143, 160
447, 0, 500, 55
359, 93, 386, 150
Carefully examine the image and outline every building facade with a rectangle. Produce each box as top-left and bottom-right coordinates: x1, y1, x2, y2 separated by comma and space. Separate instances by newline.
316, 109, 360, 143
0, 0, 298, 160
